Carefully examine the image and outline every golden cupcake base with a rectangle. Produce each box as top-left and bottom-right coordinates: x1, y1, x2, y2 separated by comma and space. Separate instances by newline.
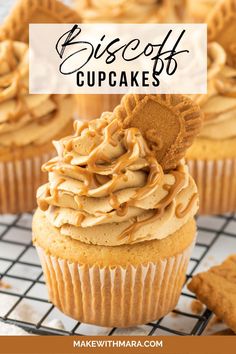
33, 210, 196, 327
187, 158, 236, 215
187, 137, 236, 215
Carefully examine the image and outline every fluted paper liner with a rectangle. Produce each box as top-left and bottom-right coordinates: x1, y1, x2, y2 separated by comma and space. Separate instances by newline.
76, 94, 123, 121
0, 151, 54, 214
36, 239, 195, 328
187, 158, 236, 215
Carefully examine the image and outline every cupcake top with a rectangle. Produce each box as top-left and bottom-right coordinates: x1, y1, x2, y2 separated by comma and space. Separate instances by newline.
193, 42, 236, 140
75, 0, 185, 23
37, 94, 201, 246
0, 40, 73, 153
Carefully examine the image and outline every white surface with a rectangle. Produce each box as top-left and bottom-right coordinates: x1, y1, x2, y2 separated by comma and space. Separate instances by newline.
0, 322, 32, 336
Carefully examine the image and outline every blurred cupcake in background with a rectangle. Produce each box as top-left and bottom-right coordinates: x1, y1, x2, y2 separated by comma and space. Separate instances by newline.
73, 0, 188, 121
207, 0, 236, 69
74, 0, 188, 24
0, 40, 75, 214
186, 41, 236, 214
186, 0, 218, 22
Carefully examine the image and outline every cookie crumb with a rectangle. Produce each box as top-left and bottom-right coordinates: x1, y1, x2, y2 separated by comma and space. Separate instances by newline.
191, 300, 203, 314
0, 280, 11, 289
188, 254, 236, 333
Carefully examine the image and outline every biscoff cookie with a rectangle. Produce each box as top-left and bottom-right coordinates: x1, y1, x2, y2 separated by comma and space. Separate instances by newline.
188, 255, 236, 333
113, 94, 202, 171
0, 0, 81, 42
207, 0, 236, 68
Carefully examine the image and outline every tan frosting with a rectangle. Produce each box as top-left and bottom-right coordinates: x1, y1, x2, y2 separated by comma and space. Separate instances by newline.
192, 42, 236, 140
0, 40, 73, 150
37, 112, 198, 246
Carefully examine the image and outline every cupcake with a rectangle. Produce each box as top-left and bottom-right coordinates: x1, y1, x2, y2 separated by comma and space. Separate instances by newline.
74, 0, 187, 24
207, 0, 236, 69
0, 0, 82, 43
74, 0, 187, 121
0, 40, 75, 214
186, 0, 218, 22
186, 42, 236, 214
33, 93, 202, 327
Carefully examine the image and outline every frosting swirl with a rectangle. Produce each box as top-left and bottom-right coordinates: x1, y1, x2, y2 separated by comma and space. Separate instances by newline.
37, 113, 198, 246
75, 0, 186, 23
0, 40, 73, 152
192, 42, 236, 140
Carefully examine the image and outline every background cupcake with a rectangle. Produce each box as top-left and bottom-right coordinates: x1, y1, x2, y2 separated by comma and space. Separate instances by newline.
33, 93, 202, 327
73, 0, 188, 121
0, 0, 82, 43
187, 41, 236, 214
186, 0, 218, 22
74, 0, 188, 24
0, 40, 75, 214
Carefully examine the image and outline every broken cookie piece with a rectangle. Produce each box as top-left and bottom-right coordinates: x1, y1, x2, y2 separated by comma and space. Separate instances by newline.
188, 255, 236, 333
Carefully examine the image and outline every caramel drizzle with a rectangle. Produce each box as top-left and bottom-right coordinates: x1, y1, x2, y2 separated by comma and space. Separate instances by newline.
85, 119, 121, 173
118, 168, 186, 242
119, 208, 165, 243
37, 185, 51, 211
133, 155, 163, 201
43, 160, 97, 194
43, 118, 164, 218
75, 213, 85, 226
109, 193, 120, 209
41, 117, 193, 238
175, 193, 198, 218
116, 202, 129, 217
1, 41, 56, 130
73, 120, 89, 136
52, 178, 65, 203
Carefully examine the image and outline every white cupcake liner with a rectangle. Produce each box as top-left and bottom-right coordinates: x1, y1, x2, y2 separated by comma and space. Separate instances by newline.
76, 94, 123, 120
36, 237, 195, 328
0, 151, 54, 214
187, 158, 236, 215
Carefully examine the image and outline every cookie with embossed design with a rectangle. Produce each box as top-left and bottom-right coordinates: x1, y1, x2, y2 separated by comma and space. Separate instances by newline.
188, 255, 236, 334
113, 94, 202, 171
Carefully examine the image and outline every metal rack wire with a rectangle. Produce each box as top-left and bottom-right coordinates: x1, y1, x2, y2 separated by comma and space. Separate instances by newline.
0, 212, 235, 336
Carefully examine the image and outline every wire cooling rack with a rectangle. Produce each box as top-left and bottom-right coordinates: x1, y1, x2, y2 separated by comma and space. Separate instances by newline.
0, 212, 235, 336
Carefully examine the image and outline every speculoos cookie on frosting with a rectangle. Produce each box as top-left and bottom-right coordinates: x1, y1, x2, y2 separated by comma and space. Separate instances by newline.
33, 93, 202, 327
0, 40, 75, 214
